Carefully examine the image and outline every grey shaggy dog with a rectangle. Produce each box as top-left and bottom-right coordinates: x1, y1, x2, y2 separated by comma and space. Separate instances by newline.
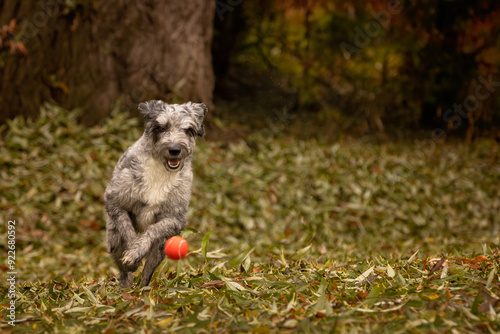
104, 100, 207, 288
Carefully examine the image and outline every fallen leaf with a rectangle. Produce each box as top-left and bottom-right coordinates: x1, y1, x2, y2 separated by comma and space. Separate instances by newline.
428, 294, 440, 300
122, 293, 137, 302
201, 280, 225, 290
454, 255, 491, 270
356, 292, 368, 301
79, 218, 101, 231
155, 315, 175, 327
478, 299, 499, 313
429, 256, 447, 275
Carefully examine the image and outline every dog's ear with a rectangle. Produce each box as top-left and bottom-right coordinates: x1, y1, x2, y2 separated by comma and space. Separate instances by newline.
189, 102, 208, 118
188, 102, 208, 137
198, 103, 208, 117
138, 100, 164, 121
197, 124, 205, 137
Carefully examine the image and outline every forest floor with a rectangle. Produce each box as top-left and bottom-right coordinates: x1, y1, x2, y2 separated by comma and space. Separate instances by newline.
1, 104, 500, 333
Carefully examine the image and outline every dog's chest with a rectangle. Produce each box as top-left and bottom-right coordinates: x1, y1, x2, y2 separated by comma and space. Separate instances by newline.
141, 158, 179, 206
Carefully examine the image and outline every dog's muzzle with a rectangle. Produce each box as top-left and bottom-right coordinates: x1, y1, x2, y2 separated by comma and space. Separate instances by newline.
164, 144, 185, 172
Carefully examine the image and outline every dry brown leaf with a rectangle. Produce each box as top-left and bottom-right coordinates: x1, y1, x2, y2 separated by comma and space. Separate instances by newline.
356, 292, 368, 301
79, 218, 101, 231
472, 255, 489, 264
201, 280, 225, 290
454, 255, 490, 270
122, 293, 137, 302
478, 299, 499, 313
429, 256, 447, 275
316, 311, 327, 318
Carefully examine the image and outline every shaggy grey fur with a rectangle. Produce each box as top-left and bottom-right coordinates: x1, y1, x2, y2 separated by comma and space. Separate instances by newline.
105, 100, 207, 288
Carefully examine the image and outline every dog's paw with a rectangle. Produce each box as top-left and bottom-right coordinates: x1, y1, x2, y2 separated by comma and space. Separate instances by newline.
121, 249, 141, 265
121, 254, 134, 265
121, 245, 147, 266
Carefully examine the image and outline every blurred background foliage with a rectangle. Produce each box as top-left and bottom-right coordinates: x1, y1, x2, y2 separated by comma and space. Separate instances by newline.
1, 0, 499, 141
212, 0, 500, 140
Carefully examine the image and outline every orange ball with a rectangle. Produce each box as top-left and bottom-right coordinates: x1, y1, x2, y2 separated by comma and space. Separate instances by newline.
164, 236, 189, 260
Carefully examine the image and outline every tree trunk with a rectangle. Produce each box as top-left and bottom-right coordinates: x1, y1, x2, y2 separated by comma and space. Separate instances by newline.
0, 0, 215, 124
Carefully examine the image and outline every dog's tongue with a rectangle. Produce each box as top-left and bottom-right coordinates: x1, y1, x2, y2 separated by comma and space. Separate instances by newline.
169, 159, 179, 165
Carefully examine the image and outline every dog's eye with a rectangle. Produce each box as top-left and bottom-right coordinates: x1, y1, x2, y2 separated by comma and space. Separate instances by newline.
185, 128, 196, 136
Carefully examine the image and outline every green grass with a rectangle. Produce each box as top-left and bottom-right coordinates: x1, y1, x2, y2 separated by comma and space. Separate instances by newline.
1, 104, 500, 333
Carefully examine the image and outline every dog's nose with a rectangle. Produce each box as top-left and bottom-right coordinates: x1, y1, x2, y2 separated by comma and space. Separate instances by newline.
168, 145, 181, 156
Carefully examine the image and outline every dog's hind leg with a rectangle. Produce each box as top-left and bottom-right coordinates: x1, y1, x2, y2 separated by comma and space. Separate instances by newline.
105, 209, 140, 288
119, 271, 134, 288
141, 238, 167, 287
109, 237, 139, 288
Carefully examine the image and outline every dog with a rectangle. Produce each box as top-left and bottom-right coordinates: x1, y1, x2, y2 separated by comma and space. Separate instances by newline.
104, 100, 207, 288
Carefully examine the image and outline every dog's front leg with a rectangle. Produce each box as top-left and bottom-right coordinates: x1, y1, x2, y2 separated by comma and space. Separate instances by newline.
122, 217, 186, 266
106, 206, 139, 267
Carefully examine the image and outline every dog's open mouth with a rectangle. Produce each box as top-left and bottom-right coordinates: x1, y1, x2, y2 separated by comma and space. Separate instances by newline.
166, 158, 181, 170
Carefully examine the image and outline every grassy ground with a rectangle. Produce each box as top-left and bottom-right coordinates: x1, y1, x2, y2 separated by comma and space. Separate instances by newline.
1, 105, 500, 333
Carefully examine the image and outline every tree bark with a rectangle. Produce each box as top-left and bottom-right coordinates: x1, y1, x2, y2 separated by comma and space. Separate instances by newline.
0, 0, 215, 124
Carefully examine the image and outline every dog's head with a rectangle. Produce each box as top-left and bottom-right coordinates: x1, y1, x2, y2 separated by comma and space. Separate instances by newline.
138, 100, 207, 173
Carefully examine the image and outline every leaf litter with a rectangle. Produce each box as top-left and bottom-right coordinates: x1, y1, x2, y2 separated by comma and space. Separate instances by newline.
0, 104, 499, 332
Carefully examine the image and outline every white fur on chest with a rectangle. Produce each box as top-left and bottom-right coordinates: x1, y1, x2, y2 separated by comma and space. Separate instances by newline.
141, 158, 179, 206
